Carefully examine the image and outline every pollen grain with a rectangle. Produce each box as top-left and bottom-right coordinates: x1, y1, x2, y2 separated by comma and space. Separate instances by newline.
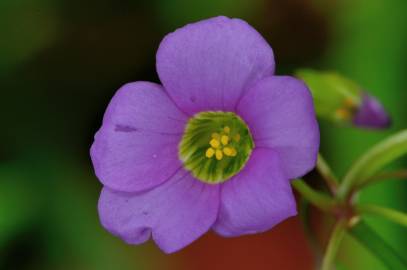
206, 127, 239, 160
221, 135, 229, 145
215, 149, 223, 160
209, 138, 220, 148
206, 147, 215, 158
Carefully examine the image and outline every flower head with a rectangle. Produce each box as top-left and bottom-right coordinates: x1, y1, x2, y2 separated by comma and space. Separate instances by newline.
91, 16, 319, 253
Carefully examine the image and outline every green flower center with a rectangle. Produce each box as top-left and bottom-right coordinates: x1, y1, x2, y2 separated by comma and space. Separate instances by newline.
179, 111, 254, 184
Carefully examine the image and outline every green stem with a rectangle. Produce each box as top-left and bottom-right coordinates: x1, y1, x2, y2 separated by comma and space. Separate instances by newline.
317, 153, 339, 194
321, 220, 347, 270
356, 204, 407, 227
292, 179, 337, 212
355, 170, 407, 190
338, 129, 407, 200
299, 197, 323, 263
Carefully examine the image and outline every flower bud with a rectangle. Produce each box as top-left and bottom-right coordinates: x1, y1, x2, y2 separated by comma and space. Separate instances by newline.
296, 69, 391, 129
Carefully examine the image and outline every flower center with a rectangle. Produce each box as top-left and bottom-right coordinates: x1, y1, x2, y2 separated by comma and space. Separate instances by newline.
179, 111, 254, 184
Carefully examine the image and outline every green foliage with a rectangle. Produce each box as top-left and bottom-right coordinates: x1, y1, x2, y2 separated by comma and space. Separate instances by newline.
321, 221, 347, 270
295, 130, 407, 269
349, 221, 407, 270
338, 129, 407, 199
321, 0, 407, 268
292, 179, 337, 212
356, 205, 407, 228
0, 156, 155, 270
0, 164, 43, 247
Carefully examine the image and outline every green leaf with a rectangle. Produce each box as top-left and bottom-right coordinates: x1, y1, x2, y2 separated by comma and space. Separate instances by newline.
356, 204, 407, 228
356, 170, 407, 190
338, 129, 407, 199
349, 220, 407, 270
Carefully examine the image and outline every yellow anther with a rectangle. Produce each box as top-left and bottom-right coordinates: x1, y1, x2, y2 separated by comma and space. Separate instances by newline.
221, 135, 229, 145
205, 147, 215, 158
223, 147, 237, 157
223, 147, 233, 156
229, 147, 237, 157
335, 108, 351, 120
234, 134, 240, 142
211, 132, 220, 139
223, 126, 230, 133
215, 149, 223, 160
209, 138, 220, 148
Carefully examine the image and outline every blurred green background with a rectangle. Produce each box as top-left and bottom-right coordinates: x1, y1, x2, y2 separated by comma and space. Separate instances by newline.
1, 0, 406, 269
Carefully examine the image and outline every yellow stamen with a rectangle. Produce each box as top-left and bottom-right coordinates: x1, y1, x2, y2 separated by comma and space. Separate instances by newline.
234, 134, 240, 142
221, 135, 229, 145
335, 108, 351, 120
215, 149, 223, 160
223, 126, 230, 133
205, 148, 215, 158
209, 138, 220, 148
229, 147, 237, 157
223, 147, 234, 156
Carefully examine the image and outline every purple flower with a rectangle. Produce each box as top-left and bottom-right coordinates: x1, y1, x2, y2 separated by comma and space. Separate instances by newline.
91, 16, 319, 253
353, 92, 391, 129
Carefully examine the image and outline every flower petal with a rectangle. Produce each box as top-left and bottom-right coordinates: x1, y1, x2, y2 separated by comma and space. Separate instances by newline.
237, 76, 319, 179
101, 81, 188, 133
98, 170, 220, 253
90, 82, 188, 192
212, 149, 297, 237
156, 16, 275, 114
